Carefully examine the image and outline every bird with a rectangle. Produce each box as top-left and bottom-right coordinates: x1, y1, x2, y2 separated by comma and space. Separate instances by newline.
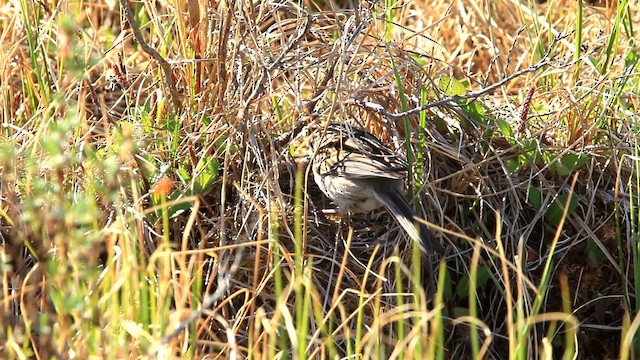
310, 122, 444, 254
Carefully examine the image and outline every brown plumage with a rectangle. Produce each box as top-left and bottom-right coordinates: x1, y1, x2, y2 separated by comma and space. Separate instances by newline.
311, 123, 444, 254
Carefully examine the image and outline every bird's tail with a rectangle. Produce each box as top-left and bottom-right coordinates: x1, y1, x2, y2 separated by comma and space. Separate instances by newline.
375, 188, 445, 254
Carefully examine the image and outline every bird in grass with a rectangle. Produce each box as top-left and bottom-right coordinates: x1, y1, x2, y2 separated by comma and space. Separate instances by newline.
311, 122, 444, 254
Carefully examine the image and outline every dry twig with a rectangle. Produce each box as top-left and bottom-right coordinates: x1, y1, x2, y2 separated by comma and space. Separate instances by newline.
119, 0, 181, 108
347, 33, 573, 119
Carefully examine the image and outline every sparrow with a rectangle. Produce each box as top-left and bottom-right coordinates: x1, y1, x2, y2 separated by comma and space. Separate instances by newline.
311, 122, 444, 254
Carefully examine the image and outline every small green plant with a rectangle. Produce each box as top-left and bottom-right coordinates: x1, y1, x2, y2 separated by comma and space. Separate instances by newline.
527, 186, 578, 229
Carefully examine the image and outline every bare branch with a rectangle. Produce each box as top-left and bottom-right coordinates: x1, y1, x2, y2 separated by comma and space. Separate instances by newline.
347, 33, 573, 120
156, 247, 244, 349
120, 0, 181, 109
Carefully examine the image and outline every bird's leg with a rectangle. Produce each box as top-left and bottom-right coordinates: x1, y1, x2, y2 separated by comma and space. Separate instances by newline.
320, 208, 340, 215
320, 203, 349, 216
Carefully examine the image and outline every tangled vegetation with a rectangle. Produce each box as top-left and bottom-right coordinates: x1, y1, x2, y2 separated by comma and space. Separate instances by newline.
1, 0, 639, 358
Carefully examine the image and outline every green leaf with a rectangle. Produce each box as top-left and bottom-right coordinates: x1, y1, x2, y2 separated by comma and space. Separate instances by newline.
193, 157, 219, 194
495, 118, 514, 138
624, 48, 639, 70
452, 307, 469, 318
520, 140, 542, 166
464, 102, 486, 123
442, 266, 453, 301
167, 196, 192, 219
550, 153, 591, 176
527, 186, 543, 210
588, 56, 603, 75
506, 159, 520, 173
438, 76, 468, 97
585, 238, 606, 266
139, 155, 159, 179
456, 266, 492, 298
149, 189, 192, 219
546, 193, 578, 227
178, 162, 192, 182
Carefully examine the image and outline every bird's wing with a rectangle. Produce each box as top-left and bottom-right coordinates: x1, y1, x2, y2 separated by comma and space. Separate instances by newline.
318, 124, 408, 180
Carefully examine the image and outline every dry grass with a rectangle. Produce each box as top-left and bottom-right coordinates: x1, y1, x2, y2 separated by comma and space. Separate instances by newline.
1, 0, 639, 358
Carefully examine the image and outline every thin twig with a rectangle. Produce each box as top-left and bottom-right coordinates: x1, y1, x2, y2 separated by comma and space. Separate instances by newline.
238, 3, 313, 119
347, 33, 573, 120
156, 247, 244, 348
120, 0, 181, 108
